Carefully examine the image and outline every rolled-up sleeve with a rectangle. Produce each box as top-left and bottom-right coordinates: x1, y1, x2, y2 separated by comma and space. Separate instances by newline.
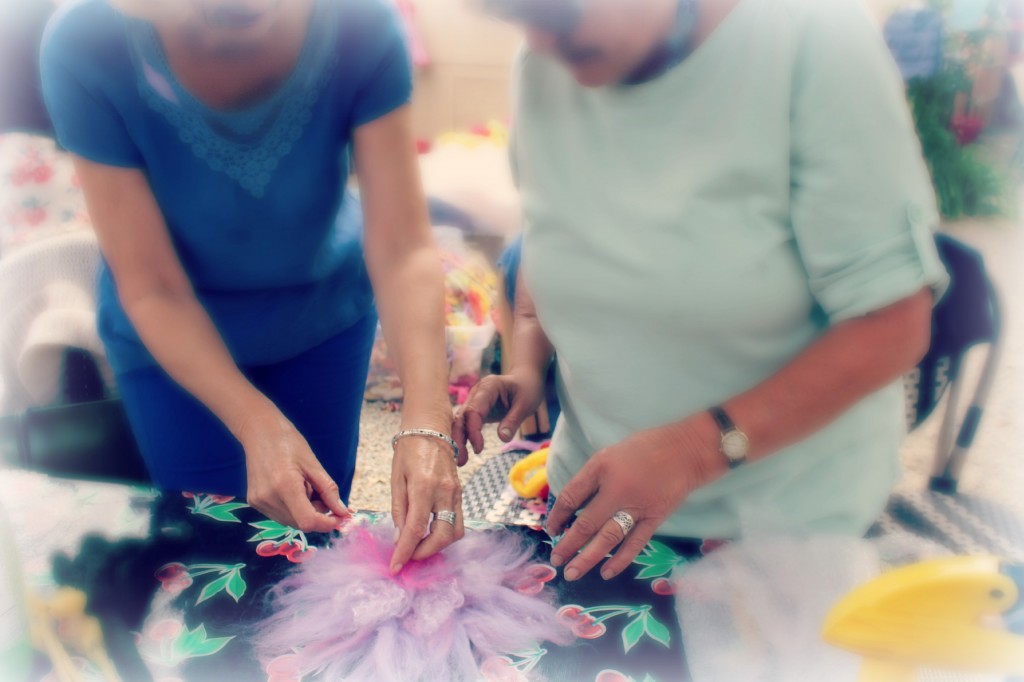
789, 0, 948, 324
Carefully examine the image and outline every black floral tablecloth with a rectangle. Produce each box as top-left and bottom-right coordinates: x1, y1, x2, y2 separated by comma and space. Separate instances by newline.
4, 472, 722, 682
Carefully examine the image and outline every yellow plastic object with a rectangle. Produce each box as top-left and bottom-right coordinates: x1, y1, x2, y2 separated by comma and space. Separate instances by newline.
509, 448, 549, 499
823, 555, 1024, 681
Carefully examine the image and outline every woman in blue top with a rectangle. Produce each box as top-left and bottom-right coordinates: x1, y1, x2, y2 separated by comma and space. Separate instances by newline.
41, 0, 459, 570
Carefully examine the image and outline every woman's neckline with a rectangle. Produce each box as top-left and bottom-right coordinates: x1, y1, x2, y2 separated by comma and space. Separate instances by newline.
138, 0, 324, 117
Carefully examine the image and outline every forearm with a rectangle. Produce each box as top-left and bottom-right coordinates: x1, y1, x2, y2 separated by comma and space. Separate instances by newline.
124, 290, 276, 438
508, 271, 555, 382
367, 242, 452, 433
671, 289, 934, 480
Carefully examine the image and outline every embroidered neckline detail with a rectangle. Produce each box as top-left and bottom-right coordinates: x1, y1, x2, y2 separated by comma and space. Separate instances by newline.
127, 1, 337, 197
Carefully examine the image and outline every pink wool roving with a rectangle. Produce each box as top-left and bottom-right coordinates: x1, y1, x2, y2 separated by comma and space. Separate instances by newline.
254, 523, 572, 681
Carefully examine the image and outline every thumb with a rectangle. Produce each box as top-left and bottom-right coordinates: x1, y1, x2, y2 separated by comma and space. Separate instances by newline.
304, 464, 350, 518
498, 393, 534, 442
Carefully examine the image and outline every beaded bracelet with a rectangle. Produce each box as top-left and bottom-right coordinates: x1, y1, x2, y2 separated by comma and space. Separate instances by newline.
391, 428, 460, 462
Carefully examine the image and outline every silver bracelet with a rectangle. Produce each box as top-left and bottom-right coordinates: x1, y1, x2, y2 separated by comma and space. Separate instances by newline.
391, 428, 459, 462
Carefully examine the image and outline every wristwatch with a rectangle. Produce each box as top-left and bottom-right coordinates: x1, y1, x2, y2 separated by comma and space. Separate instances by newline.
708, 405, 749, 469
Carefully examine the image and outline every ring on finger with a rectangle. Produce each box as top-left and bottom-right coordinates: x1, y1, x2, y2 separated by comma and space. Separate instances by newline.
434, 510, 457, 526
611, 510, 635, 535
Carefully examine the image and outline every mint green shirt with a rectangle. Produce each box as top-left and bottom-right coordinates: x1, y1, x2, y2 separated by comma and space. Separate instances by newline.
513, 0, 949, 538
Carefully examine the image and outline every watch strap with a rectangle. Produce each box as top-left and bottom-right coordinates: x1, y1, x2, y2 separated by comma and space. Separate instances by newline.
709, 405, 736, 433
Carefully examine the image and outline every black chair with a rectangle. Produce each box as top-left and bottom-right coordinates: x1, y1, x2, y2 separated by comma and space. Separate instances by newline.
879, 233, 1023, 562
904, 232, 1003, 493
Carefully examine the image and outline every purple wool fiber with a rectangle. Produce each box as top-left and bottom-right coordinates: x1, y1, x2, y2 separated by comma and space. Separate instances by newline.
253, 523, 572, 681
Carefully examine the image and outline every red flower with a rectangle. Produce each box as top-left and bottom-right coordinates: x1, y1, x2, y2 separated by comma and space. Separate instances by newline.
23, 207, 46, 226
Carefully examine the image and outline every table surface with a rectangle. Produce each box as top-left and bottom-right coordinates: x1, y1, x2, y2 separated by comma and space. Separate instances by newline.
2, 470, 709, 682
4, 467, 1022, 682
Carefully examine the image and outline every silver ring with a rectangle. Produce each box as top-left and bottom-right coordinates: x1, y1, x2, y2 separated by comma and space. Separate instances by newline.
611, 511, 635, 535
434, 510, 457, 527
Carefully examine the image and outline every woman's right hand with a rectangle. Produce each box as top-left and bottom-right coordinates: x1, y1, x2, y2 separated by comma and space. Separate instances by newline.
453, 370, 546, 459
239, 410, 350, 533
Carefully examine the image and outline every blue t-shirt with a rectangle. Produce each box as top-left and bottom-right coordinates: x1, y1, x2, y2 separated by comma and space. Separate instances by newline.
40, 0, 412, 374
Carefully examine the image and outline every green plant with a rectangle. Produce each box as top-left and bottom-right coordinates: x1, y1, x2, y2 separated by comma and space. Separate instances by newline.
907, 66, 1006, 219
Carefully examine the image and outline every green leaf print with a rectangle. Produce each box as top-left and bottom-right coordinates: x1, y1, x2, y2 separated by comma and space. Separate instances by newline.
171, 624, 233, 661
621, 616, 646, 654
225, 569, 247, 602
196, 575, 231, 605
195, 502, 248, 523
643, 613, 671, 648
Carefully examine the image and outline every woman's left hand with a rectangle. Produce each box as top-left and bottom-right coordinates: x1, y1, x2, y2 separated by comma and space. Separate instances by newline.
545, 418, 723, 581
389, 435, 465, 574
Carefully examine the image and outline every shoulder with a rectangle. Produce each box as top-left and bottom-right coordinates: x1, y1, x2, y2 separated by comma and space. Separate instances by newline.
41, 0, 130, 78
42, 0, 125, 58
334, 0, 403, 37
771, 0, 882, 44
514, 47, 574, 104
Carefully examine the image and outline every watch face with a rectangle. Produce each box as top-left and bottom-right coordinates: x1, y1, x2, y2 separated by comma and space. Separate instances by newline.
722, 431, 749, 460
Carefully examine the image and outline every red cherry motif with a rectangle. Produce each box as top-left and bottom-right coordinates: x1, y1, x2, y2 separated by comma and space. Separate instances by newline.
155, 563, 187, 582
255, 541, 280, 557
700, 539, 728, 556
155, 562, 193, 594
558, 604, 608, 638
148, 619, 182, 642
480, 656, 528, 682
572, 616, 607, 640
266, 653, 303, 682
527, 564, 557, 582
595, 671, 631, 682
514, 563, 557, 595
181, 492, 196, 499
285, 542, 316, 563
651, 578, 676, 596
208, 494, 235, 504
556, 605, 584, 626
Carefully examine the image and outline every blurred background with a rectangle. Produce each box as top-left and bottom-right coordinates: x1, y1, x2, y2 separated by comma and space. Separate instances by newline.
0, 0, 1022, 515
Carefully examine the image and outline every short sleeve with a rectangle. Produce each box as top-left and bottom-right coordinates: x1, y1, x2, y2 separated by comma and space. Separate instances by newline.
789, 0, 948, 323
39, 5, 142, 168
349, 1, 413, 127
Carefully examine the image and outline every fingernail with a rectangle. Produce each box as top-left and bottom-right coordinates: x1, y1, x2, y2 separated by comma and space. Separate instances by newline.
393, 527, 400, 543
500, 428, 512, 439
550, 554, 564, 567
564, 567, 580, 581
600, 569, 613, 580
391, 563, 403, 575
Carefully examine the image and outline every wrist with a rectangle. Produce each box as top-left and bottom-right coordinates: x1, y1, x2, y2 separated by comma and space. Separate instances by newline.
670, 413, 729, 486
399, 404, 454, 437
230, 396, 288, 444
508, 364, 545, 391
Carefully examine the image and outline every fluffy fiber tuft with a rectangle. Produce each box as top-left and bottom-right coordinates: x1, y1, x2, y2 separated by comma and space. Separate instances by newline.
254, 523, 571, 681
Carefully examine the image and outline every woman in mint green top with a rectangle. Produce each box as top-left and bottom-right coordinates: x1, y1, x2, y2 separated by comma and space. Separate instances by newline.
457, 0, 948, 581
42, 0, 462, 570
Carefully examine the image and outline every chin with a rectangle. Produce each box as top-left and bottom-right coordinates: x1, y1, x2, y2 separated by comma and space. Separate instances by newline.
570, 67, 618, 88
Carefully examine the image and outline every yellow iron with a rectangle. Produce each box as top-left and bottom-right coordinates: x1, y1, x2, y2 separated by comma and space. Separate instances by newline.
823, 555, 1024, 681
